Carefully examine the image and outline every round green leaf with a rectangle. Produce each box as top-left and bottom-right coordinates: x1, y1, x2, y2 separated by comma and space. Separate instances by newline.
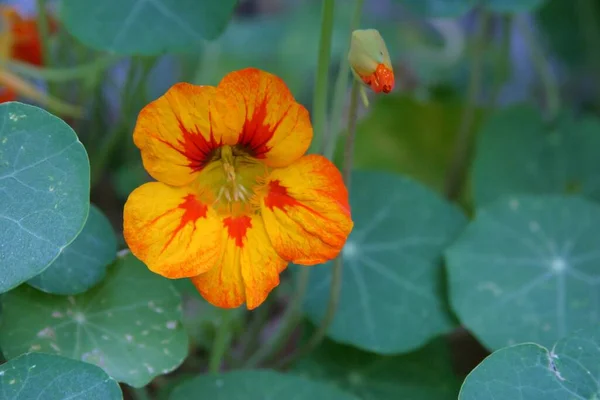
294, 338, 460, 400
397, 0, 476, 17
446, 195, 600, 351
303, 171, 466, 354
472, 105, 600, 206
171, 370, 359, 400
485, 0, 547, 13
0, 352, 122, 400
0, 102, 90, 294
0, 254, 189, 388
60, 0, 237, 55
27, 205, 117, 295
459, 328, 600, 399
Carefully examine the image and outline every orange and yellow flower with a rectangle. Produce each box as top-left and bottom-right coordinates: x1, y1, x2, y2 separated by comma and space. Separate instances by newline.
123, 68, 354, 309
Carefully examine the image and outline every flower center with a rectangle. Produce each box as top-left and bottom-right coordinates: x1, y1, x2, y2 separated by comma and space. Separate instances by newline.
198, 145, 267, 216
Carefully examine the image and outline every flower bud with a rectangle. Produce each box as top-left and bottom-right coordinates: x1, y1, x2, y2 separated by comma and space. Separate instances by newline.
348, 29, 394, 94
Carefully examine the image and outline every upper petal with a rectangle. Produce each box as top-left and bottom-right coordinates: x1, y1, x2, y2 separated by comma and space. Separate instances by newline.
123, 182, 223, 278
211, 68, 312, 168
133, 83, 220, 186
260, 154, 353, 265
191, 214, 287, 309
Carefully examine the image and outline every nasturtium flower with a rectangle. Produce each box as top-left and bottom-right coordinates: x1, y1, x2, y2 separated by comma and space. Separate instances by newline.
123, 68, 354, 309
348, 29, 395, 94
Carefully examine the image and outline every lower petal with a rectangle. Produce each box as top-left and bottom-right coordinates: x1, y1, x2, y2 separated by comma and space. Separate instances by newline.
123, 182, 223, 278
191, 214, 287, 309
260, 154, 353, 264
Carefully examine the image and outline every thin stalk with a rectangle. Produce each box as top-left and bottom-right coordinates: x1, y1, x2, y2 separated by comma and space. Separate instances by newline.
277, 82, 360, 369
308, 0, 335, 154
35, 0, 51, 66
516, 16, 560, 121
7, 56, 121, 82
443, 11, 489, 200
239, 301, 270, 363
208, 312, 234, 373
244, 273, 309, 368
490, 15, 512, 108
324, 0, 365, 159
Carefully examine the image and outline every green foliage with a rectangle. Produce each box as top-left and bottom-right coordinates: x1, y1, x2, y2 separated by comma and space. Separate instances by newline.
0, 353, 122, 400
459, 327, 600, 399
170, 370, 360, 400
446, 195, 600, 351
294, 338, 461, 399
472, 105, 600, 206
303, 171, 465, 354
60, 0, 237, 55
0, 102, 90, 294
28, 205, 117, 295
0, 254, 189, 387
397, 0, 547, 17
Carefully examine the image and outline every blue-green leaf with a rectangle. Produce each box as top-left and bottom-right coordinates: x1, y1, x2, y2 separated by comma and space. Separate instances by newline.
459, 327, 600, 399
60, 0, 237, 55
0, 353, 122, 400
303, 171, 466, 354
170, 370, 359, 400
28, 205, 117, 295
0, 254, 188, 388
446, 195, 600, 351
0, 102, 90, 294
473, 105, 600, 206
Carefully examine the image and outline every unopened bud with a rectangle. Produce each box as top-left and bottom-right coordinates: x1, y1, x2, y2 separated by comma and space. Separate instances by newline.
348, 29, 394, 94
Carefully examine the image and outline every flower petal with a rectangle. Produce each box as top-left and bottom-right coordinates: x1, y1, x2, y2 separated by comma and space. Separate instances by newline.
133, 83, 221, 186
123, 182, 223, 278
191, 214, 287, 309
212, 68, 312, 168
260, 155, 353, 264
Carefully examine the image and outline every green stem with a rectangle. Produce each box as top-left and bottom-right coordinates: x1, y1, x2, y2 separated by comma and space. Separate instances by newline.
308, 0, 335, 154
244, 272, 309, 368
443, 10, 489, 200
324, 0, 365, 159
490, 15, 512, 108
277, 82, 360, 369
516, 15, 560, 121
7, 56, 121, 82
577, 0, 600, 112
239, 301, 270, 363
35, 0, 51, 66
208, 312, 234, 373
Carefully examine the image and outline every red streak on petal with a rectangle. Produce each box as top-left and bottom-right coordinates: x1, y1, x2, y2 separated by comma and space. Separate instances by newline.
237, 96, 288, 158
264, 179, 299, 211
223, 215, 252, 248
160, 194, 208, 253
154, 115, 220, 172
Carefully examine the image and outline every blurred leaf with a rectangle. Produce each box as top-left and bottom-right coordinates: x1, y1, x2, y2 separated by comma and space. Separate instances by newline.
472, 105, 600, 206
303, 171, 466, 354
174, 279, 244, 350
0, 254, 188, 387
446, 195, 600, 351
61, 0, 237, 55
538, 0, 586, 66
0, 102, 90, 294
294, 338, 461, 400
397, 0, 546, 16
113, 161, 149, 200
459, 327, 600, 399
27, 205, 117, 295
0, 353, 122, 400
347, 95, 481, 196
171, 370, 359, 400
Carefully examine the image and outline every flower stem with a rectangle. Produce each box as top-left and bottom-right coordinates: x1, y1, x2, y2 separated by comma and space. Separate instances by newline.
490, 15, 512, 108
7, 56, 120, 82
277, 81, 360, 369
516, 15, 560, 121
208, 311, 234, 374
308, 0, 335, 154
324, 0, 365, 159
35, 0, 51, 66
443, 10, 489, 200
